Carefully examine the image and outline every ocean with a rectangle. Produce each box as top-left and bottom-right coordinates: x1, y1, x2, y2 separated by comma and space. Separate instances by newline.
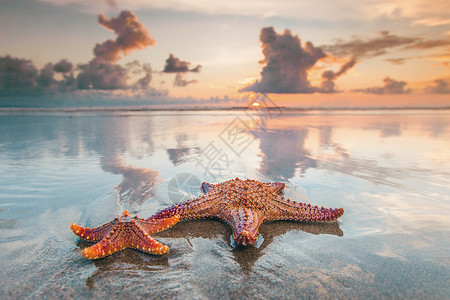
0, 108, 449, 299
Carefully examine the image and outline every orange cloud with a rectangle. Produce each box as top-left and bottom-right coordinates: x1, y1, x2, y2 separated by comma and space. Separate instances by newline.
94, 10, 156, 63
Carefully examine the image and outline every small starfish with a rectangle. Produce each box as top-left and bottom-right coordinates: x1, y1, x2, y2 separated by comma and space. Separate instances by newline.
70, 210, 180, 259
151, 178, 344, 246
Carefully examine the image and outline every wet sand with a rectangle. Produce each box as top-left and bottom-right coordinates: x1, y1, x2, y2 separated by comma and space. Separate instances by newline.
0, 109, 449, 299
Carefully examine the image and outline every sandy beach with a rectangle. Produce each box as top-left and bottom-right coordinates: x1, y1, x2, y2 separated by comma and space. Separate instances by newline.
0, 109, 449, 299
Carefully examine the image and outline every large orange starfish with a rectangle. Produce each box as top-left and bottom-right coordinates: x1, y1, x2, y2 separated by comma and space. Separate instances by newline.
70, 210, 179, 259
151, 178, 344, 246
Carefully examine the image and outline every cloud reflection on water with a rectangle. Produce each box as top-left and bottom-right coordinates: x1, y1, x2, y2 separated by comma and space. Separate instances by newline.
257, 128, 316, 179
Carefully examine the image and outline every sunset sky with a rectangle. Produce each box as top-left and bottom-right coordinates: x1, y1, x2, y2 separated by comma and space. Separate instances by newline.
1, 0, 449, 107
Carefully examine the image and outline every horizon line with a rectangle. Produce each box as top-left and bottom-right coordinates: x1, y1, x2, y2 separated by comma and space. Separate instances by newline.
1, 105, 450, 113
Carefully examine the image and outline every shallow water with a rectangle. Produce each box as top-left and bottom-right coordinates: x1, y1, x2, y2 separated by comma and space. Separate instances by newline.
0, 109, 449, 299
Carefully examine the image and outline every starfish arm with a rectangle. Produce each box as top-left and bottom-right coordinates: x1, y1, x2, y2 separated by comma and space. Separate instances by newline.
135, 215, 180, 234
201, 182, 215, 193
81, 237, 122, 259
70, 220, 117, 242
124, 220, 171, 255
130, 232, 170, 255
151, 195, 220, 221
80, 225, 131, 259
265, 197, 344, 222
221, 207, 264, 246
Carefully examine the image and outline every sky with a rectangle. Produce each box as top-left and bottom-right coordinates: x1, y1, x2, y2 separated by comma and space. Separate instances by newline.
0, 0, 449, 108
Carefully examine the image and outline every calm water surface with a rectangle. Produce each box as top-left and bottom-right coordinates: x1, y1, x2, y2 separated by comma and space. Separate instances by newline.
0, 109, 449, 299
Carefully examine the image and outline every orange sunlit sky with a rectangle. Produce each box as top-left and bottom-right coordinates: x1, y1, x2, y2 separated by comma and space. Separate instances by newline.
0, 0, 449, 108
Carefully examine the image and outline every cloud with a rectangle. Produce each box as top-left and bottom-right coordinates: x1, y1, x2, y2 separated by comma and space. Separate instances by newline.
0, 11, 166, 97
53, 59, 77, 89
323, 31, 416, 59
413, 18, 450, 27
163, 54, 201, 73
76, 11, 157, 90
0, 56, 81, 96
124, 60, 153, 89
425, 79, 450, 94
174, 73, 197, 87
320, 58, 357, 93
93, 10, 155, 62
353, 77, 411, 94
385, 58, 408, 65
385, 49, 450, 66
134, 63, 152, 89
0, 56, 38, 95
380, 0, 450, 27
76, 59, 156, 91
162, 54, 201, 86
53, 59, 73, 73
76, 61, 128, 90
36, 63, 57, 89
36, 0, 450, 29
0, 55, 153, 95
404, 38, 450, 50
324, 31, 450, 65
105, 0, 117, 8
241, 27, 326, 94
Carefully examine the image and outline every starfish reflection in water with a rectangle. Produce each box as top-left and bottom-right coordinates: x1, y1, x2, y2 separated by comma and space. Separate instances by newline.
79, 241, 170, 289
81, 219, 343, 287
71, 210, 179, 259
158, 218, 343, 273
151, 178, 344, 246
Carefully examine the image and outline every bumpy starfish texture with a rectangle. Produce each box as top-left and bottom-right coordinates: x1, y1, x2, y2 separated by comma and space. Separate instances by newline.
151, 178, 344, 246
70, 210, 179, 259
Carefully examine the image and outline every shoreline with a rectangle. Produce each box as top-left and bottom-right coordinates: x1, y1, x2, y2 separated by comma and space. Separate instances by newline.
1, 105, 450, 113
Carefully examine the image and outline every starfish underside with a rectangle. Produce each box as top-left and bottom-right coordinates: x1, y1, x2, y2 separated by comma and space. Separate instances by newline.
71, 210, 179, 259
151, 178, 344, 246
